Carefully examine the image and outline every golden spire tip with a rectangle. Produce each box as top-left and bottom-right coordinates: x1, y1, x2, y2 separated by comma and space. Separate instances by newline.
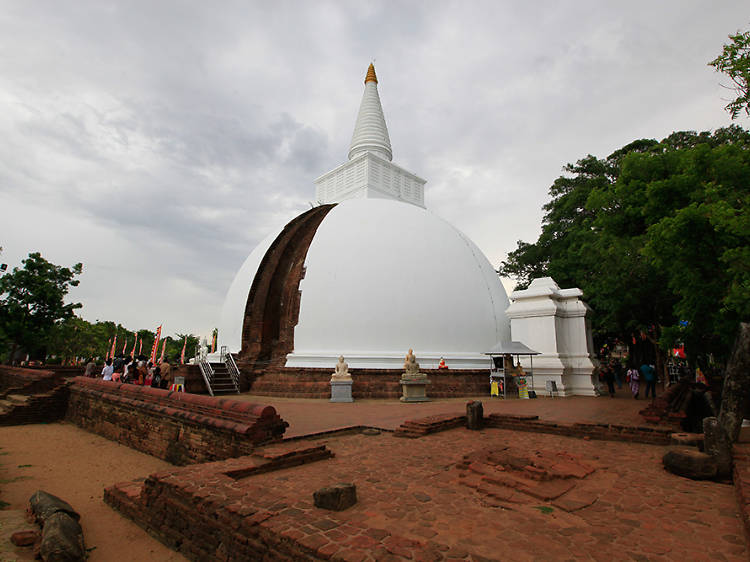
365, 63, 378, 84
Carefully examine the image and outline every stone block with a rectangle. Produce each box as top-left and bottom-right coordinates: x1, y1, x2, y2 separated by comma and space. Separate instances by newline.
313, 483, 357, 511
40, 511, 86, 562
466, 401, 483, 430
669, 432, 704, 448
29, 490, 80, 524
662, 447, 718, 480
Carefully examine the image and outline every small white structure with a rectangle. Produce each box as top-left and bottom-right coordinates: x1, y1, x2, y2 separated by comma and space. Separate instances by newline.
506, 277, 598, 396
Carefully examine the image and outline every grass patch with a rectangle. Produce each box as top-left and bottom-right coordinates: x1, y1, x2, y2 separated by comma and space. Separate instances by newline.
534, 505, 554, 514
0, 500, 10, 509
0, 476, 31, 484
17, 464, 32, 468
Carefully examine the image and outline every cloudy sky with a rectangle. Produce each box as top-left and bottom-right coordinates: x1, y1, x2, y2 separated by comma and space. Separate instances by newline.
1, 1, 747, 340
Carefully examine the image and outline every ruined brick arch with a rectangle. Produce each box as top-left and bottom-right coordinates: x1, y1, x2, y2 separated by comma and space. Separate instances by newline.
237, 204, 335, 381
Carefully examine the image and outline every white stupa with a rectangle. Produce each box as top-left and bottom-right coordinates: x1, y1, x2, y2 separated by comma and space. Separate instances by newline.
219, 64, 513, 370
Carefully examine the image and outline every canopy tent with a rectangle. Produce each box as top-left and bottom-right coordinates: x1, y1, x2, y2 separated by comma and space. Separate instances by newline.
484, 341, 540, 399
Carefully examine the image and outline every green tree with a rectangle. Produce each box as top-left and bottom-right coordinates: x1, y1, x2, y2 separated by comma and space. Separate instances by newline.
709, 29, 750, 119
0, 252, 83, 361
499, 126, 750, 366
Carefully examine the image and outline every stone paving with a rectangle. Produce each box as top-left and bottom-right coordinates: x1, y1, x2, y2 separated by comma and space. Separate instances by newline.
234, 391, 653, 437
236, 428, 745, 561
101, 392, 748, 560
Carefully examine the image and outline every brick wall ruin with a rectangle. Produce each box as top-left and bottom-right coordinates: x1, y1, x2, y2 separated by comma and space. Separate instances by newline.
66, 377, 288, 465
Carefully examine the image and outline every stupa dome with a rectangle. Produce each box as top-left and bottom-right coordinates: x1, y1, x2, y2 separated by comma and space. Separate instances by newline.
218, 64, 512, 371
219, 197, 511, 369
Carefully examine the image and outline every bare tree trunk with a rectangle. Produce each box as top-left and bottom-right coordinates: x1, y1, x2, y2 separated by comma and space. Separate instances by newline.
718, 323, 750, 443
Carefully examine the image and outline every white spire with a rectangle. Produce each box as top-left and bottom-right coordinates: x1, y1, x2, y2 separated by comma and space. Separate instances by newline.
315, 64, 425, 208
348, 63, 393, 162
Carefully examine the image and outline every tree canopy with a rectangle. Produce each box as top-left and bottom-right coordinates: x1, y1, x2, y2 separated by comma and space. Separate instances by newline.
0, 252, 82, 360
499, 126, 750, 364
709, 29, 750, 119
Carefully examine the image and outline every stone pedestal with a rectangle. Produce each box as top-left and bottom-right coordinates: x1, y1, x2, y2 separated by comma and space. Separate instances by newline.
400, 375, 431, 402
330, 379, 354, 402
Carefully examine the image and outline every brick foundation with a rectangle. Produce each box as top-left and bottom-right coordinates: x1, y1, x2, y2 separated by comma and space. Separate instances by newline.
0, 365, 65, 396
104, 440, 457, 561
391, 411, 673, 445
104, 444, 339, 561
247, 368, 490, 399
66, 377, 288, 465
0, 366, 70, 425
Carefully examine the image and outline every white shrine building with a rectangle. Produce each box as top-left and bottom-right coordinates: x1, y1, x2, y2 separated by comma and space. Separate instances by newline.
218, 64, 597, 396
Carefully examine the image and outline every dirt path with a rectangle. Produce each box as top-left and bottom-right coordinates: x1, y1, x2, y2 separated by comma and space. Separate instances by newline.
0, 422, 186, 561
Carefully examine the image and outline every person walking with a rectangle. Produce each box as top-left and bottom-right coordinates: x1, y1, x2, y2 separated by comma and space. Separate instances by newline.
613, 361, 624, 389
603, 363, 616, 398
641, 363, 657, 399
628, 366, 640, 399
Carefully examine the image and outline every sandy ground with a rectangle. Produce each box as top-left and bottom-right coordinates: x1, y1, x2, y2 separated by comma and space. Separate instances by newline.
0, 422, 186, 562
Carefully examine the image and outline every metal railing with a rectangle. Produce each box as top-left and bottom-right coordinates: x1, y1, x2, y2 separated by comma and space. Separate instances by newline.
197, 356, 215, 397
221, 345, 241, 393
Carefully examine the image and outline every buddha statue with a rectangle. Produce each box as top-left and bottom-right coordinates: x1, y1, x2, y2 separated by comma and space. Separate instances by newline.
331, 355, 351, 380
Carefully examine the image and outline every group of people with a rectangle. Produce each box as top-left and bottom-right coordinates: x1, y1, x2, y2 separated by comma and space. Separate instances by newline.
83, 355, 173, 389
599, 361, 657, 400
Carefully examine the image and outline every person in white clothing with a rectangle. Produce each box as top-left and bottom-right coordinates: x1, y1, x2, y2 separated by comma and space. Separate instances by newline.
101, 358, 114, 381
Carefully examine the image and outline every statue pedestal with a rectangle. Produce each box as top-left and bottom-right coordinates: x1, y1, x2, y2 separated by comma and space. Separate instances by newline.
330, 378, 354, 403
400, 374, 431, 402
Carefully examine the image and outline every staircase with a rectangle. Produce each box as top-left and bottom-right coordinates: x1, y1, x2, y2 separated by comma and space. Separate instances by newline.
207, 363, 239, 395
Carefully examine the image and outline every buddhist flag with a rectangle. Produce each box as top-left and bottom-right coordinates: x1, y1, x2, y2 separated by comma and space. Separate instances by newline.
131, 334, 138, 359
150, 325, 162, 364
211, 331, 217, 353
121, 336, 128, 355
110, 335, 117, 359
139, 339, 143, 355
180, 336, 187, 365
159, 338, 166, 363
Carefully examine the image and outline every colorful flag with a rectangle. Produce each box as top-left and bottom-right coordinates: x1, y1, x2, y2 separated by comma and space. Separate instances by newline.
180, 336, 187, 365
131, 334, 138, 359
159, 338, 166, 363
121, 336, 128, 355
139, 339, 143, 355
110, 335, 117, 359
149, 325, 162, 364
211, 331, 217, 353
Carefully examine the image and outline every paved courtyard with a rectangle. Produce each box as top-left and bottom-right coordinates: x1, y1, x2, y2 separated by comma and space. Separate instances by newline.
4, 391, 746, 560
235, 392, 652, 437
